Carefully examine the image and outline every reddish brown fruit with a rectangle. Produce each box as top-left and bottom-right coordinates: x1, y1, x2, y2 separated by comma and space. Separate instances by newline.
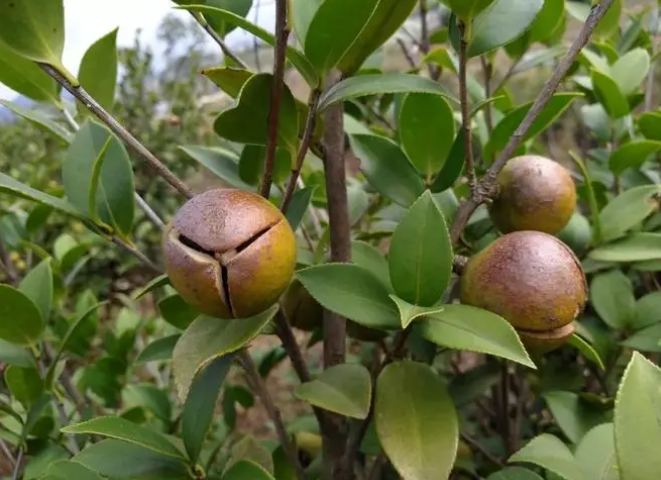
517, 322, 576, 355
460, 231, 587, 351
162, 188, 297, 319
489, 155, 577, 235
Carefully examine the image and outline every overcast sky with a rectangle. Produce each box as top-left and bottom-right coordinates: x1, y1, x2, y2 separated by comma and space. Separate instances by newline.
0, 0, 275, 100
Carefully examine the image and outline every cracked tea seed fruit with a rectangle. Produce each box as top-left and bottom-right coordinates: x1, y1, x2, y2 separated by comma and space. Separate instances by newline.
163, 188, 297, 319
460, 231, 587, 352
489, 155, 577, 235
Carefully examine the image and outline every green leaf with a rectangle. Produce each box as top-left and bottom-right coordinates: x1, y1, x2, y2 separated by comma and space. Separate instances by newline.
488, 467, 544, 480
202, 66, 253, 97
62, 416, 186, 460
158, 294, 199, 330
0, 338, 34, 368
19, 258, 53, 322
290, 0, 322, 44
565, 0, 621, 39
5, 366, 43, 408
589, 233, 661, 263
182, 354, 234, 463
430, 131, 466, 193
590, 269, 635, 329
226, 436, 274, 473
123, 384, 172, 423
204, 0, 253, 37
42, 460, 105, 480
376, 360, 458, 480
575, 423, 619, 480
73, 439, 189, 480
223, 461, 276, 480
614, 352, 661, 480
599, 185, 661, 241
179, 145, 252, 191
132, 274, 170, 300
0, 100, 71, 143
399, 93, 456, 179
172, 305, 277, 401
180, 5, 318, 86
484, 93, 581, 161
0, 43, 59, 104
304, 0, 379, 74
296, 263, 400, 330
388, 190, 453, 306
638, 112, 661, 141
336, 0, 418, 75
349, 134, 424, 207
608, 140, 661, 175
0, 284, 44, 346
136, 334, 180, 364
415, 304, 535, 368
467, 0, 544, 57
318, 73, 455, 112
634, 292, 661, 330
567, 334, 605, 370
621, 322, 661, 352
610, 48, 650, 95
63, 119, 135, 236
591, 69, 630, 119
543, 391, 607, 444
0, 173, 89, 223
351, 241, 391, 291
237, 145, 290, 186
293, 363, 371, 419
285, 186, 316, 231
389, 296, 444, 329
214, 74, 299, 158
528, 0, 565, 43
509, 434, 584, 480
0, 0, 66, 68
77, 28, 118, 114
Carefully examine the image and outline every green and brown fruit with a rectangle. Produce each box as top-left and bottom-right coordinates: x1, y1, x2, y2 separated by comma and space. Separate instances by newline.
489, 155, 577, 235
162, 188, 297, 319
460, 230, 587, 354
556, 211, 592, 255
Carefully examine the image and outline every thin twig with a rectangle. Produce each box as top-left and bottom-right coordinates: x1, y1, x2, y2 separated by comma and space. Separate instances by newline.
238, 351, 306, 480
41, 64, 193, 198
448, 0, 617, 243
492, 58, 521, 93
500, 363, 514, 456
458, 21, 477, 196
112, 237, 161, 273
419, 0, 439, 79
281, 89, 322, 213
260, 0, 290, 198
0, 239, 19, 284
253, 0, 263, 71
0, 440, 15, 468
135, 193, 166, 230
189, 11, 248, 69
461, 433, 504, 467
366, 453, 387, 480
396, 38, 417, 69
10, 449, 23, 480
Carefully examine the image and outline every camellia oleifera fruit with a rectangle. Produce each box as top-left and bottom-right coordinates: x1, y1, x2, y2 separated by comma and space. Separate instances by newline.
460, 231, 587, 354
162, 188, 297, 319
489, 155, 577, 235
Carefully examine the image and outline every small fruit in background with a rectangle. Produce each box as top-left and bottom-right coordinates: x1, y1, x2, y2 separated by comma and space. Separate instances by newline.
489, 155, 577, 235
556, 211, 592, 256
460, 230, 587, 354
162, 188, 297, 319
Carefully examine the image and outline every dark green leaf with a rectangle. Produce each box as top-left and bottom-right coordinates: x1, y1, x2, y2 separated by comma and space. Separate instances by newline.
182, 354, 234, 463
223, 460, 276, 480
589, 233, 661, 262
399, 93, 456, 179
123, 384, 172, 423
179, 145, 252, 191
376, 360, 458, 480
136, 334, 180, 364
509, 434, 584, 480
294, 363, 371, 419
0, 284, 44, 346
0, 338, 34, 368
614, 352, 661, 479
599, 185, 661, 241
389, 190, 453, 307
0, 100, 71, 142
172, 305, 277, 401
63, 416, 186, 460
543, 391, 607, 444
634, 292, 661, 330
430, 131, 465, 193
158, 294, 199, 330
42, 460, 104, 480
591, 69, 630, 119
73, 439, 189, 480
487, 467, 544, 480
590, 269, 634, 330
567, 334, 605, 370
415, 304, 535, 368
0, 43, 59, 103
349, 134, 424, 207
351, 240, 391, 291
528, 0, 565, 43
285, 186, 316, 231
237, 145, 290, 186
621, 322, 661, 352
5, 366, 43, 408
19, 258, 53, 322
638, 112, 661, 141
608, 140, 661, 175
204, 0, 253, 37
449, 362, 500, 407
318, 74, 455, 111
77, 28, 118, 114
575, 423, 619, 480
296, 263, 400, 330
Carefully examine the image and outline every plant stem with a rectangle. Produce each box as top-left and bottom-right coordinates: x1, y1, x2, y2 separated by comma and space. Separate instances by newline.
396, 38, 417, 69
189, 11, 248, 69
461, 432, 504, 467
237, 351, 306, 480
281, 89, 322, 213
41, 64, 193, 199
419, 0, 439, 79
481, 56, 494, 133
260, 0, 290, 198
0, 440, 15, 468
458, 21, 477, 198
11, 449, 23, 480
448, 0, 617, 243
111, 237, 161, 273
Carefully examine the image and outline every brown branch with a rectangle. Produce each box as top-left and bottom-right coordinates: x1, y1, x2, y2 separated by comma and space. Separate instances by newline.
260, 0, 290, 198
281, 89, 322, 213
40, 65, 193, 199
458, 22, 477, 197
481, 56, 494, 133
189, 11, 248, 69
448, 0, 617, 244
238, 351, 306, 480
396, 38, 417, 69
